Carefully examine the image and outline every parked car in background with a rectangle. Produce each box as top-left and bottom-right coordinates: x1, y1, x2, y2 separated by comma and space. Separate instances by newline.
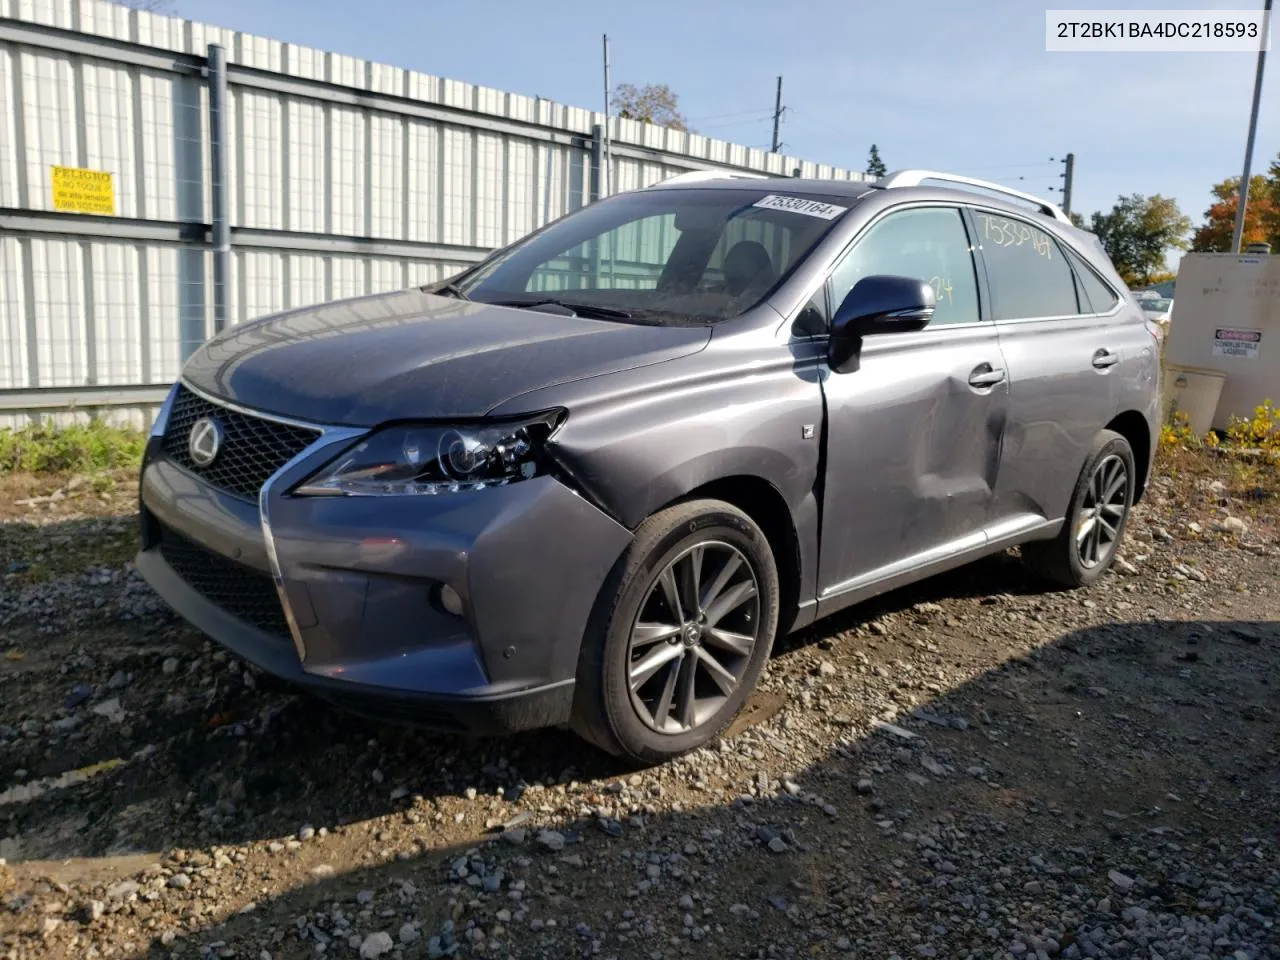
136, 169, 1162, 765
1136, 295, 1174, 335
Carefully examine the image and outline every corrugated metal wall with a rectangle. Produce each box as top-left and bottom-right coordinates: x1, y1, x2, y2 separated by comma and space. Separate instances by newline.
0, 0, 866, 427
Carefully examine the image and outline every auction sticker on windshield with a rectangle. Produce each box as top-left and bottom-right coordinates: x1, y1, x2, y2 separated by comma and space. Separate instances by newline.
752, 195, 848, 220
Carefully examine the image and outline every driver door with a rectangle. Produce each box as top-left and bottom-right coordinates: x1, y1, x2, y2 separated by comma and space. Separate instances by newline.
815, 205, 1009, 614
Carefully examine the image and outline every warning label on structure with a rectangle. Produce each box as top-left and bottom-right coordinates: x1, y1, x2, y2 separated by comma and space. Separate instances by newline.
50, 166, 115, 215
1212, 327, 1262, 359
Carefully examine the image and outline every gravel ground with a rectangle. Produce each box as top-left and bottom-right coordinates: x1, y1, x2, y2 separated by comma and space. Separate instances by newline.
0, 463, 1277, 960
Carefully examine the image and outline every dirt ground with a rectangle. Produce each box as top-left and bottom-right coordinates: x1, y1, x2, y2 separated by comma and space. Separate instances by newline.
0, 455, 1277, 959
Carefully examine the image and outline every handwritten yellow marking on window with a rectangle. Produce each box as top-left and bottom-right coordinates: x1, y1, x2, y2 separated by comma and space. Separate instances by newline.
929, 276, 955, 304
977, 214, 1052, 259
50, 166, 115, 215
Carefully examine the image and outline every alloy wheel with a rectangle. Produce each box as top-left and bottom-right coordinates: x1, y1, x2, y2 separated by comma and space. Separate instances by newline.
1075, 453, 1130, 569
626, 541, 761, 735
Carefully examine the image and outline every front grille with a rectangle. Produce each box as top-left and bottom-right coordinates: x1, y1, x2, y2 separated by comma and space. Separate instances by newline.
157, 523, 292, 641
161, 384, 320, 501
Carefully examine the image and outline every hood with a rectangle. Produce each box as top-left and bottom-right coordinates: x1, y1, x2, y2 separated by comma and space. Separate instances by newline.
181, 289, 711, 426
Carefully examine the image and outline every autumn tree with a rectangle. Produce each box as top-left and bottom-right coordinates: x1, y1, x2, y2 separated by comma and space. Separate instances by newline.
1191, 163, 1280, 252
611, 83, 689, 131
866, 144, 887, 178
1087, 194, 1192, 286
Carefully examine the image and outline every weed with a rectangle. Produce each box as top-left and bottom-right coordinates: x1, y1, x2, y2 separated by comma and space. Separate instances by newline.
0, 420, 145, 475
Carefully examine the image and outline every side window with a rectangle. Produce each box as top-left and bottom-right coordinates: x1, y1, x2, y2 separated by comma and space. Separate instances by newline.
973, 211, 1080, 320
828, 207, 980, 328
1067, 249, 1120, 314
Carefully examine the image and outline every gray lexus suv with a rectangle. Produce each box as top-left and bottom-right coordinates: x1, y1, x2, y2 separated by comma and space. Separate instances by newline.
136, 169, 1162, 764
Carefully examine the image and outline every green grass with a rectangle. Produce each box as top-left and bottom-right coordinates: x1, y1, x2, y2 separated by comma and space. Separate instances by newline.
0, 419, 146, 475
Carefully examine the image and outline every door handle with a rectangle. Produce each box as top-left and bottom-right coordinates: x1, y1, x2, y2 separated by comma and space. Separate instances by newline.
1092, 348, 1120, 369
967, 363, 1007, 388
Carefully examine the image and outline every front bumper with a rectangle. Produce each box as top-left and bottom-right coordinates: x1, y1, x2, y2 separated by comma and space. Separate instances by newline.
135, 402, 633, 735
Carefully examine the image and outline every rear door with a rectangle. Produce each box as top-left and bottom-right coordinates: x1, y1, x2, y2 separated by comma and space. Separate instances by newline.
971, 206, 1122, 530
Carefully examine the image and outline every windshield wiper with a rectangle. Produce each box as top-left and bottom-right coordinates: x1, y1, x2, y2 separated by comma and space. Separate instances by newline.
491, 298, 634, 320
428, 281, 471, 301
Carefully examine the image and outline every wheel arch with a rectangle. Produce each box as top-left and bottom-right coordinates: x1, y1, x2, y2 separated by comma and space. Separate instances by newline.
666, 475, 804, 636
1105, 410, 1152, 504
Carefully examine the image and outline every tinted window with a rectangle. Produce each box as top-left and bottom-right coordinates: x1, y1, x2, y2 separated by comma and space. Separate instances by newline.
1068, 251, 1120, 314
973, 211, 1080, 320
828, 207, 980, 327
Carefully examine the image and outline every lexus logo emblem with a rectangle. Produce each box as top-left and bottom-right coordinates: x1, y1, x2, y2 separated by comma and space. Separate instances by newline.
188, 416, 223, 468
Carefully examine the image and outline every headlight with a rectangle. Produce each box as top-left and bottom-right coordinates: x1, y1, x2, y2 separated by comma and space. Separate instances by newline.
293, 411, 564, 497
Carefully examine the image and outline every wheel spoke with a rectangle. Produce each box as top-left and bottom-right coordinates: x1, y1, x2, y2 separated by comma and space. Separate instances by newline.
1100, 502, 1125, 519
1098, 515, 1118, 541
704, 626, 755, 656
699, 553, 743, 613
1076, 515, 1097, 545
650, 656, 682, 729
1103, 471, 1126, 504
696, 647, 738, 696
675, 654, 697, 729
704, 579, 757, 628
1090, 517, 1104, 562
632, 621, 682, 647
682, 546, 704, 617
658, 565, 684, 622
630, 643, 683, 692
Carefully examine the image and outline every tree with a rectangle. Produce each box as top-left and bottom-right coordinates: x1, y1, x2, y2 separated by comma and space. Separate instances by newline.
1191, 163, 1280, 252
866, 144, 887, 178
611, 83, 689, 131
1087, 193, 1192, 286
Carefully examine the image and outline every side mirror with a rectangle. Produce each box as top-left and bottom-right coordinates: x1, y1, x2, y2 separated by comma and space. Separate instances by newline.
828, 275, 936, 373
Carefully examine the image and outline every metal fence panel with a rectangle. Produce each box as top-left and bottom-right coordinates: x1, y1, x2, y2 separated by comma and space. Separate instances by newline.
0, 0, 866, 427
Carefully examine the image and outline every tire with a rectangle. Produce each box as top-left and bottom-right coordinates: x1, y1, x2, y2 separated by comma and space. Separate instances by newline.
571, 499, 780, 766
1023, 429, 1136, 589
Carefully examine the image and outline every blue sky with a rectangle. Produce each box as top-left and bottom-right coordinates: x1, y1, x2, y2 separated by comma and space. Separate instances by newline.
178, 0, 1277, 239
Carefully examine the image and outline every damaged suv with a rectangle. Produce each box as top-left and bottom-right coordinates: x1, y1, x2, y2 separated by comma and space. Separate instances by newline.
136, 169, 1161, 764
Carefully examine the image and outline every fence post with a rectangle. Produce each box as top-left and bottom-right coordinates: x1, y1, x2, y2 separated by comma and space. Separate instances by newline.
208, 44, 230, 334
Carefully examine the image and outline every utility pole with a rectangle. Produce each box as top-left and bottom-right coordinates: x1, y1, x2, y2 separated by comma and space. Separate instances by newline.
771, 76, 784, 153
602, 34, 612, 198
1231, 0, 1271, 253
1050, 153, 1075, 216
1062, 152, 1074, 216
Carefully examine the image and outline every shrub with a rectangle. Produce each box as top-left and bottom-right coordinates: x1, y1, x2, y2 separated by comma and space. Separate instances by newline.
0, 419, 145, 474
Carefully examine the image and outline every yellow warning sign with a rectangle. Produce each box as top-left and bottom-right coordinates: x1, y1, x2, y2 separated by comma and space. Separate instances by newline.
51, 166, 115, 215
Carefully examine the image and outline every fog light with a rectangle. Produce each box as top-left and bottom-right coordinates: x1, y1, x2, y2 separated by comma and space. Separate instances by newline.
439, 584, 465, 617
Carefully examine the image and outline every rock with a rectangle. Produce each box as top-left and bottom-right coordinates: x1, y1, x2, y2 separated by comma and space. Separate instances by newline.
1153, 526, 1173, 543
42, 917, 60, 934
106, 881, 140, 900
167, 873, 191, 889
1108, 870, 1134, 891
856, 778, 875, 794
359, 931, 394, 959
107, 669, 130, 690
767, 837, 788, 854
84, 899, 105, 922
537, 830, 565, 852
298, 825, 315, 841
65, 683, 93, 709
1115, 558, 1138, 575
818, 661, 838, 677
162, 657, 179, 675
399, 923, 419, 944
90, 698, 125, 723
678, 894, 694, 910
1214, 516, 1248, 536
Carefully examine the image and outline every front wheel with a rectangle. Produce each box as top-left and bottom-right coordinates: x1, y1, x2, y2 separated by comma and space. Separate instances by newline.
571, 499, 780, 766
1023, 429, 1135, 588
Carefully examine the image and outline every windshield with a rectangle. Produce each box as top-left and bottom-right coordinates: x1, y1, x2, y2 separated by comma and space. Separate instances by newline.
451, 187, 853, 325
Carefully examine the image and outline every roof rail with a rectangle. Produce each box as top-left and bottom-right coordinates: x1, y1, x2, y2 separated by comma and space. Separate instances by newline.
875, 169, 1071, 224
647, 169, 770, 188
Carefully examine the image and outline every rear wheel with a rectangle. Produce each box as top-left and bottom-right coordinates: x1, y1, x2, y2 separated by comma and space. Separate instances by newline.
571, 499, 779, 765
1023, 429, 1135, 588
